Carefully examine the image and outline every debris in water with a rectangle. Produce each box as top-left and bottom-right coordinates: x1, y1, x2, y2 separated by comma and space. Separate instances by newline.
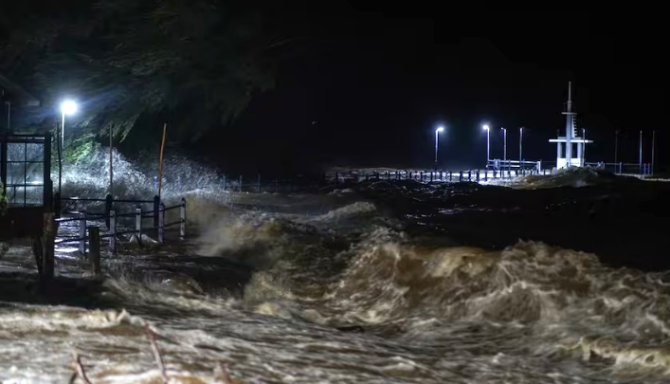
71, 351, 92, 384
144, 320, 169, 384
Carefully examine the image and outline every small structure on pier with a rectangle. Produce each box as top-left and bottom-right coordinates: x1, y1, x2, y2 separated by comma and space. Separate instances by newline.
549, 82, 593, 169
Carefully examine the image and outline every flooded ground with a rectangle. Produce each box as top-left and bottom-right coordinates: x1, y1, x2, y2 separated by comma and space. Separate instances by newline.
2, 168, 670, 383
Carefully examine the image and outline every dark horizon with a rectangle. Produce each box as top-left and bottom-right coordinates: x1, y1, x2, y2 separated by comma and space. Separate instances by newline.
1, 5, 666, 175
200, 9, 666, 175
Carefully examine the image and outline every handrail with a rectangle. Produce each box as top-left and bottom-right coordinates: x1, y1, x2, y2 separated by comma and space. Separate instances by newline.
60, 197, 154, 204
54, 197, 187, 252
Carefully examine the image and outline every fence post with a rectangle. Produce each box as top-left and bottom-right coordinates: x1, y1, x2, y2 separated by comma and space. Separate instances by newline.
468, 171, 472, 181
180, 198, 186, 240
153, 195, 160, 228
420, 172, 424, 181
476, 170, 480, 182
78, 212, 86, 255
493, 170, 497, 178
88, 226, 101, 276
42, 212, 56, 283
54, 192, 61, 218
105, 194, 113, 230
459, 171, 463, 182
430, 172, 433, 182
135, 207, 142, 245
449, 171, 452, 182
109, 210, 116, 253
158, 203, 165, 244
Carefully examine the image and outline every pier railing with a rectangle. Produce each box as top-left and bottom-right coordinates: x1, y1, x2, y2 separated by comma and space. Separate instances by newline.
330, 168, 550, 184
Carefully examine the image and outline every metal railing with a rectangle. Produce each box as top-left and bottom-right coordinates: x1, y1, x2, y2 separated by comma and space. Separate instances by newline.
330, 168, 548, 184
486, 159, 542, 172
583, 162, 653, 176
54, 197, 186, 255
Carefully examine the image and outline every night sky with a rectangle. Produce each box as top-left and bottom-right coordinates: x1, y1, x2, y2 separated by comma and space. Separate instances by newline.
209, 7, 666, 174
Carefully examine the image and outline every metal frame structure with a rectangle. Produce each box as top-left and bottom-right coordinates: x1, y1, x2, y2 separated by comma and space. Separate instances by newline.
0, 133, 52, 239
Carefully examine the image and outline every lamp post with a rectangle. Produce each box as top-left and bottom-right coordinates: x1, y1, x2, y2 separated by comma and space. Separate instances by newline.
501, 127, 507, 161
652, 130, 656, 175
582, 128, 586, 166
483, 125, 490, 168
639, 130, 643, 174
58, 100, 78, 196
614, 129, 619, 164
435, 126, 444, 169
60, 101, 77, 149
519, 127, 524, 164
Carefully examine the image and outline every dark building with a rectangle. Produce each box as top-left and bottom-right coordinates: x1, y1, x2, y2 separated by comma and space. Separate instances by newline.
0, 73, 40, 133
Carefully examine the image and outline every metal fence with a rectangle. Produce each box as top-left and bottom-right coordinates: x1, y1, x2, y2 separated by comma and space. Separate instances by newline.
55, 196, 186, 256
583, 162, 653, 175
330, 168, 547, 184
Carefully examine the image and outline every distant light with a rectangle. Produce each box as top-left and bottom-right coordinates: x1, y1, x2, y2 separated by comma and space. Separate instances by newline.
436, 127, 445, 133
61, 100, 77, 115
483, 125, 489, 130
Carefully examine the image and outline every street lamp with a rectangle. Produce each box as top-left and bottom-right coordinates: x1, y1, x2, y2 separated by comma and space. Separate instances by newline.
519, 127, 524, 163
435, 126, 444, 168
57, 100, 77, 199
483, 125, 490, 168
501, 127, 507, 161
614, 129, 619, 164
582, 128, 586, 166
60, 100, 77, 148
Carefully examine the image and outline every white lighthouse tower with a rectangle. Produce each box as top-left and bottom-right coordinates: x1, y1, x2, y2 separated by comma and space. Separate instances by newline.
549, 82, 592, 169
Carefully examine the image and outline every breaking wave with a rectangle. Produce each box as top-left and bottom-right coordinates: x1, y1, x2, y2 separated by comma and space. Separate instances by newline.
514, 167, 626, 189
8, 145, 670, 381
230, 213, 670, 375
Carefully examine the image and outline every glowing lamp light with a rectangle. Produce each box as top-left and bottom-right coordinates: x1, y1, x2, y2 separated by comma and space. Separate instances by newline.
61, 100, 78, 115
436, 127, 444, 133
483, 125, 489, 130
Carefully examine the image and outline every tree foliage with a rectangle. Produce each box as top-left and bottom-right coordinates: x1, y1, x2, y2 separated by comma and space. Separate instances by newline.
0, 0, 279, 143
